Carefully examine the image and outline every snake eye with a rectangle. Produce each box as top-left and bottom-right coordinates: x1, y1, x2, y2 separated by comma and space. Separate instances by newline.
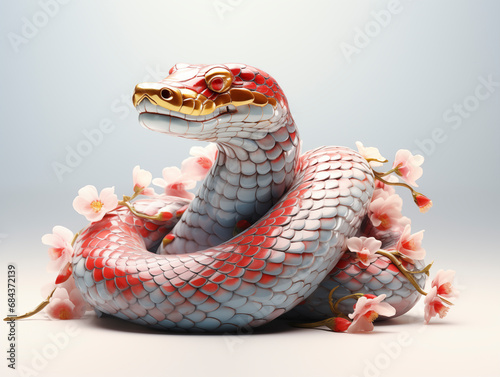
205, 67, 233, 93
160, 88, 173, 100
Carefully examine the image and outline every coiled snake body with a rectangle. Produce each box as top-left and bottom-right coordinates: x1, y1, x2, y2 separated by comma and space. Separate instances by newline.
72, 63, 422, 331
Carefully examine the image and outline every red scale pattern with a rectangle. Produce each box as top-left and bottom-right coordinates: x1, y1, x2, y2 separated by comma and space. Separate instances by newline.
158, 63, 289, 110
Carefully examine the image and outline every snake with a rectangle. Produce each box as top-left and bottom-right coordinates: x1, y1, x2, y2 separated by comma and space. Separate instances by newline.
72, 63, 425, 332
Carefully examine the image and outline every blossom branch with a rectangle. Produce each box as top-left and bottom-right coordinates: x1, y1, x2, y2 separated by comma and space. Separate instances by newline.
375, 249, 429, 296
3, 288, 56, 321
373, 173, 416, 193
371, 166, 399, 177
331, 292, 366, 319
118, 200, 168, 222
406, 261, 433, 276
365, 158, 388, 165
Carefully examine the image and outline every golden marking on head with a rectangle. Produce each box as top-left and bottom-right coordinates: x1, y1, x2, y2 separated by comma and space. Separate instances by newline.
205, 67, 233, 93
133, 70, 277, 117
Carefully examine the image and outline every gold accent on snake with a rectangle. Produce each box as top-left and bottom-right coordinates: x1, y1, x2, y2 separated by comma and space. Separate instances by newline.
133, 86, 277, 117
204, 67, 233, 93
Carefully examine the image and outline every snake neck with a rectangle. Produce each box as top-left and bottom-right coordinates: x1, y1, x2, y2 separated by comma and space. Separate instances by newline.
160, 114, 300, 254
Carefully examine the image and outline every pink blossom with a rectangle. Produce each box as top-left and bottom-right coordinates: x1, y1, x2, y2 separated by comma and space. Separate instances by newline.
181, 144, 218, 181
43, 279, 90, 319
369, 193, 405, 231
393, 149, 424, 187
45, 288, 75, 320
42, 226, 74, 272
355, 141, 387, 167
132, 165, 154, 195
399, 216, 411, 228
371, 187, 390, 203
346, 236, 381, 267
424, 286, 450, 324
395, 224, 426, 261
432, 269, 459, 300
73, 185, 118, 222
347, 294, 396, 332
153, 167, 196, 200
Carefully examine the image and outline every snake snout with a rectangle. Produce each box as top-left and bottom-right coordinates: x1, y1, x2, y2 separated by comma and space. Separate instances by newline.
133, 82, 183, 109
133, 82, 211, 116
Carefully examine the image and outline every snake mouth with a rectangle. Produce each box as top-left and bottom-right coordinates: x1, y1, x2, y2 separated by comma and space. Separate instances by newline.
136, 97, 242, 137
135, 97, 237, 122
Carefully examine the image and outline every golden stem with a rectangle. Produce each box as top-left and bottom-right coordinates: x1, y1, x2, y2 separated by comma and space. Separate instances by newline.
333, 293, 365, 320
70, 232, 80, 247
406, 261, 433, 276
376, 252, 454, 306
328, 286, 341, 315
292, 319, 331, 328
440, 296, 454, 306
374, 167, 400, 178
292, 316, 351, 331
128, 189, 143, 201
3, 288, 57, 321
118, 201, 164, 221
366, 158, 389, 164
373, 173, 417, 195
375, 250, 428, 296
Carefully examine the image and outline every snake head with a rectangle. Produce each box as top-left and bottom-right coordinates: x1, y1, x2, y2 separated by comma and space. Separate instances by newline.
133, 63, 290, 141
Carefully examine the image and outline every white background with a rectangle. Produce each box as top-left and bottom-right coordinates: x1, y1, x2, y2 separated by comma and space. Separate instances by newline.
1, 1, 499, 376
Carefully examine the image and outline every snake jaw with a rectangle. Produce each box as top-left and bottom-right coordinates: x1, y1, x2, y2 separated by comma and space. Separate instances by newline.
137, 99, 282, 142
136, 98, 237, 122
136, 97, 245, 141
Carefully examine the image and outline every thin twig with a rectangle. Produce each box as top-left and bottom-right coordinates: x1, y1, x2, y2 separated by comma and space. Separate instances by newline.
3, 288, 57, 321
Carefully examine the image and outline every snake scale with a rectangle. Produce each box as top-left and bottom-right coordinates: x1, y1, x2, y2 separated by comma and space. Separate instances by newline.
72, 63, 424, 331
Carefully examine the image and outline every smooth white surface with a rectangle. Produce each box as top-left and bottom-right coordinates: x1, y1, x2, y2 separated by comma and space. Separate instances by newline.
1, 240, 498, 377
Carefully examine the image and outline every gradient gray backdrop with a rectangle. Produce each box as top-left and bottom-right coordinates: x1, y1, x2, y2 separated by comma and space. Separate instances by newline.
1, 1, 499, 376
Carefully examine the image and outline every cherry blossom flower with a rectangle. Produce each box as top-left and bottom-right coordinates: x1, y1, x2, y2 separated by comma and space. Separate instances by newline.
371, 187, 390, 203
395, 224, 425, 261
346, 236, 382, 267
369, 193, 405, 231
45, 287, 76, 320
374, 179, 396, 196
181, 144, 218, 181
393, 149, 424, 187
153, 167, 196, 200
42, 226, 74, 272
43, 279, 90, 320
132, 165, 154, 195
414, 193, 433, 213
73, 185, 118, 222
371, 179, 400, 202
424, 286, 450, 324
399, 216, 411, 229
347, 294, 396, 332
432, 269, 459, 300
63, 279, 90, 318
355, 141, 387, 167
